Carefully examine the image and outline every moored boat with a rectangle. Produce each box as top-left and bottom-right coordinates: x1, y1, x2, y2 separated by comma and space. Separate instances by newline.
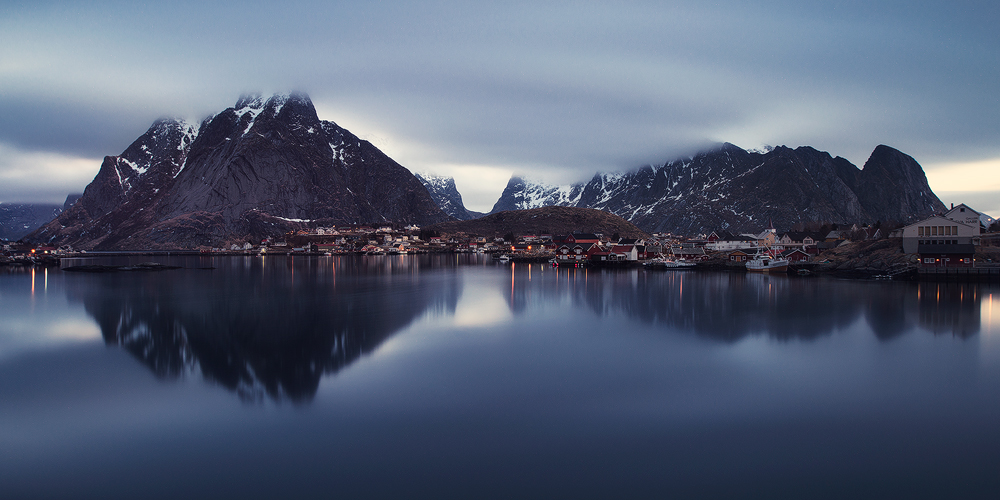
644, 258, 696, 270
745, 254, 789, 273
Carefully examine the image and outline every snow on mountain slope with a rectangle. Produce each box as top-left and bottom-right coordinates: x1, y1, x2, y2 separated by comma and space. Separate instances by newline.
414, 173, 482, 220
490, 143, 944, 234
27, 93, 449, 250
489, 176, 584, 213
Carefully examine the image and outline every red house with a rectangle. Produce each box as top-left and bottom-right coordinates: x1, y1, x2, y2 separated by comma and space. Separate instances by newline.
779, 248, 810, 262
728, 250, 750, 262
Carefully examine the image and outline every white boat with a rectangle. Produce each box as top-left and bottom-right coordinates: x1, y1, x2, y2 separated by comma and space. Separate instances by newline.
644, 258, 696, 270
745, 254, 789, 273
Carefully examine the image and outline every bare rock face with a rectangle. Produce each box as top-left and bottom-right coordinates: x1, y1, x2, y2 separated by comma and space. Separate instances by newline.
414, 173, 483, 220
490, 143, 945, 234
28, 93, 449, 249
854, 145, 946, 224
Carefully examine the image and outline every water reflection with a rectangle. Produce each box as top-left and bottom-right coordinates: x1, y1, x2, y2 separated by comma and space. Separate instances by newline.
57, 257, 995, 402
504, 265, 991, 341
63, 255, 461, 402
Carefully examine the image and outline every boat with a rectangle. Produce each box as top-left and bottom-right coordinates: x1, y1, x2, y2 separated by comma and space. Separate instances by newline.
745, 253, 789, 273
644, 258, 696, 270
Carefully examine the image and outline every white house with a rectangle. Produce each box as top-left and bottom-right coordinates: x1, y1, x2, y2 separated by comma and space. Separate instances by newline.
705, 232, 756, 251
943, 204, 982, 232
900, 214, 979, 253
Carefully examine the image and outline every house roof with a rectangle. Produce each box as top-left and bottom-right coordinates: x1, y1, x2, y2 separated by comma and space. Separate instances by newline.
780, 231, 825, 242
946, 203, 980, 216
901, 215, 977, 231
716, 231, 753, 242
779, 248, 809, 257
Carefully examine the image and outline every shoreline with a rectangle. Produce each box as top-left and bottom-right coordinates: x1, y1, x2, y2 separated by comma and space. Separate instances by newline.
5, 243, 999, 282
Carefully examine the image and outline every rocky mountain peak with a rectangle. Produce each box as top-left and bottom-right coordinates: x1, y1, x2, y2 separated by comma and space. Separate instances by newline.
862, 145, 923, 181
414, 173, 482, 220
855, 144, 945, 223
234, 93, 267, 110
489, 143, 945, 234
27, 94, 449, 250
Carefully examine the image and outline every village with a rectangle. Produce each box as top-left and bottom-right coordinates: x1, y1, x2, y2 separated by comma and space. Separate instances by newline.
3, 203, 999, 279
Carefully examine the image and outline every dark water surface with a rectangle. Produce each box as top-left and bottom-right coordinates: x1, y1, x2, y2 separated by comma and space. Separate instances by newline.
2, 255, 999, 499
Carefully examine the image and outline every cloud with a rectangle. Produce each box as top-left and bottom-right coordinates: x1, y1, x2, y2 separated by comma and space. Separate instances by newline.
0, 0, 998, 208
0, 143, 100, 204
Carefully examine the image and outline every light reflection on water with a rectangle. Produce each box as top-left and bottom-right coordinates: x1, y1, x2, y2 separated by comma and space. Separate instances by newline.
1, 256, 999, 498
984, 292, 999, 334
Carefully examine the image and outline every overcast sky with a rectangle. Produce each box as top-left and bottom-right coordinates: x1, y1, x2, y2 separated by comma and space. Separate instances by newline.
1, 0, 998, 215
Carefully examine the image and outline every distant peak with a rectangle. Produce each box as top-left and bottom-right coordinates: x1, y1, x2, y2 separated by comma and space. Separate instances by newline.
872, 144, 900, 154
234, 92, 312, 111
863, 144, 918, 171
227, 92, 319, 135
415, 172, 453, 182
746, 145, 774, 154
148, 116, 193, 131
234, 93, 266, 110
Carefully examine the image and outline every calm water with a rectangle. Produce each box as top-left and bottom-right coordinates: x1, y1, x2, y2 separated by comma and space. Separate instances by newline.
2, 255, 999, 499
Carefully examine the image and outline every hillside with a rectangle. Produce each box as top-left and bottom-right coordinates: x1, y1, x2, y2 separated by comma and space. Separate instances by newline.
425, 206, 649, 239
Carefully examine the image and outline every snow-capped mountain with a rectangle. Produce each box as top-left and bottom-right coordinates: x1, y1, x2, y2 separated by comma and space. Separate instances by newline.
491, 143, 945, 234
0, 203, 63, 240
489, 176, 584, 213
414, 173, 483, 220
29, 93, 450, 250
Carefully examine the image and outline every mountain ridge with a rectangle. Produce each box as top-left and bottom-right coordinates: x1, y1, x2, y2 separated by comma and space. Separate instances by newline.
489, 142, 944, 234
28, 93, 450, 249
414, 173, 484, 221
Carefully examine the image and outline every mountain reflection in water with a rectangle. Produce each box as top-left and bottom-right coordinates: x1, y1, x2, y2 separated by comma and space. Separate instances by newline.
64, 256, 989, 402
64, 256, 461, 402
506, 264, 984, 341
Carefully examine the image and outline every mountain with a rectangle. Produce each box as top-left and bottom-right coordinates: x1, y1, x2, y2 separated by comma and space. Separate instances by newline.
415, 173, 484, 220
28, 93, 450, 250
491, 143, 944, 234
489, 176, 584, 213
426, 206, 649, 239
0, 203, 63, 240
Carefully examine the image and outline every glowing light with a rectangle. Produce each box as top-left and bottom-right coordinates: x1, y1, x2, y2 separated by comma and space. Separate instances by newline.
984, 294, 998, 335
